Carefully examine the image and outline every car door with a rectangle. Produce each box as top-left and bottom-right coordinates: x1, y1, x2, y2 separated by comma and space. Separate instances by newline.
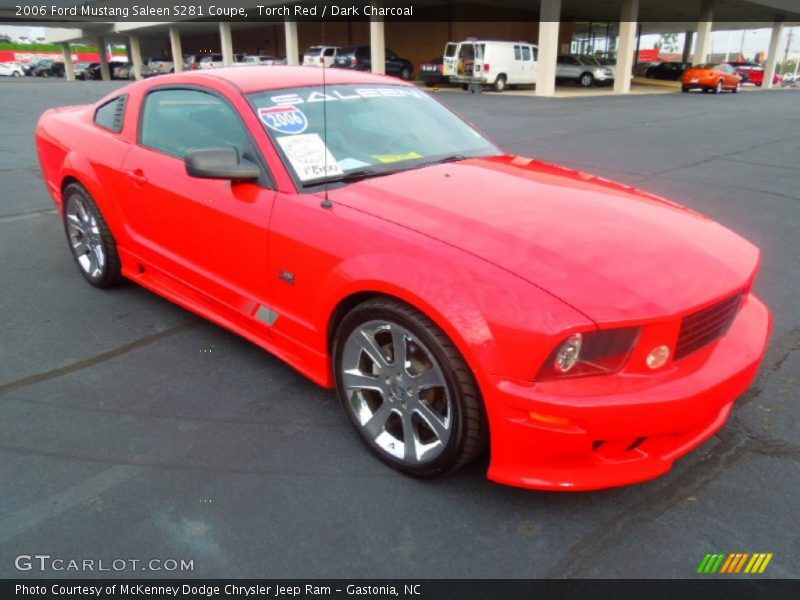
118, 86, 277, 318
724, 64, 739, 87
442, 42, 458, 77
385, 49, 401, 75
521, 45, 535, 83
556, 55, 579, 79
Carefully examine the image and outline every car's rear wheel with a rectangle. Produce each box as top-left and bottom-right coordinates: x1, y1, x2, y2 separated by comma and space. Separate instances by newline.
400, 67, 411, 80
12, 71, 20, 77
493, 74, 507, 91
713, 79, 723, 94
63, 183, 124, 288
579, 72, 594, 87
733, 81, 740, 93
334, 298, 485, 478
681, 85, 690, 92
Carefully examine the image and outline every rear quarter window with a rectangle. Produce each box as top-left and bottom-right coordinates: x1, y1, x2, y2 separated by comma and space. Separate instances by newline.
94, 95, 127, 133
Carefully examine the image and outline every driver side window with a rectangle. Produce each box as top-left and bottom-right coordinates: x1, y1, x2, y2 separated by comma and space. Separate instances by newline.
140, 88, 248, 159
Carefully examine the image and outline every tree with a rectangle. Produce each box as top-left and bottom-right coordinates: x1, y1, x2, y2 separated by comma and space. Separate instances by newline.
655, 33, 680, 53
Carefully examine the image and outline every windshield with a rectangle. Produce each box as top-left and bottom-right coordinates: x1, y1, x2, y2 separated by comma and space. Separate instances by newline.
248, 84, 500, 186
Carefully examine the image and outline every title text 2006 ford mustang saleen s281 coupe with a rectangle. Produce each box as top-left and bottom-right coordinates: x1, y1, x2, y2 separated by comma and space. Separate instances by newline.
36, 67, 771, 490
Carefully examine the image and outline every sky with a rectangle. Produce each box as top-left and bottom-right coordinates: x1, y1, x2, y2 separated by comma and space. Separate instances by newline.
640, 27, 800, 59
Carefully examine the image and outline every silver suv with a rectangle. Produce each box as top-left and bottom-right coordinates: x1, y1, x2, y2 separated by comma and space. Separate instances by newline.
556, 55, 614, 87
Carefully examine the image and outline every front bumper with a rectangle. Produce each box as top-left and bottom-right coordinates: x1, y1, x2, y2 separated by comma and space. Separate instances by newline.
483, 293, 772, 491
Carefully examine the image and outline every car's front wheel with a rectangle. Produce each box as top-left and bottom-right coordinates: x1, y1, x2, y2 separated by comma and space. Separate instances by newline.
579, 72, 594, 87
63, 183, 124, 288
334, 298, 485, 478
400, 67, 412, 80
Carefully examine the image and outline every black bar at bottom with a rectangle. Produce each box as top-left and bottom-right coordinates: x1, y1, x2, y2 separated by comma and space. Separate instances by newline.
3, 579, 800, 600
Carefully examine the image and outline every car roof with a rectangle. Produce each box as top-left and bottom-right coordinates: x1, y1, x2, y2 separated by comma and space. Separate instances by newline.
188, 65, 412, 93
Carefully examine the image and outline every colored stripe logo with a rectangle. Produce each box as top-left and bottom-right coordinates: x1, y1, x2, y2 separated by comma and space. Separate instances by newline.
697, 553, 773, 574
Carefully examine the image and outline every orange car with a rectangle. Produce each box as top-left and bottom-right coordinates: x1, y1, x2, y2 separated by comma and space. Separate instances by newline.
682, 63, 742, 93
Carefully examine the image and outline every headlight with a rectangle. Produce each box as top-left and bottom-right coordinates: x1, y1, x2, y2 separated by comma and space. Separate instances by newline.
536, 327, 641, 380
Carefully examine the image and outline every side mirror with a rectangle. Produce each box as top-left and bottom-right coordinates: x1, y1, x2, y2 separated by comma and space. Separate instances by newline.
185, 147, 260, 181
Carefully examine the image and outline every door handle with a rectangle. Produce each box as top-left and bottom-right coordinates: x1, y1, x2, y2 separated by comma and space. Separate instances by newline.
126, 169, 148, 185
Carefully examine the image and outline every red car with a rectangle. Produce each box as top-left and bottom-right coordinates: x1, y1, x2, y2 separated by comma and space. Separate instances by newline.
730, 63, 781, 86
35, 67, 771, 490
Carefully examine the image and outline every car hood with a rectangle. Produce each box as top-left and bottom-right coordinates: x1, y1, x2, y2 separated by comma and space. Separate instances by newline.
330, 156, 759, 324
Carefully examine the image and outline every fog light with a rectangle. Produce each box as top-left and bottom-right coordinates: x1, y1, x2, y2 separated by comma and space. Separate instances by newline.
554, 333, 582, 373
646, 345, 670, 369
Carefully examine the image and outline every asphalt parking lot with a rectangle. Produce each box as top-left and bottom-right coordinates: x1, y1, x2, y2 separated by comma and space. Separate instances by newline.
1, 78, 798, 579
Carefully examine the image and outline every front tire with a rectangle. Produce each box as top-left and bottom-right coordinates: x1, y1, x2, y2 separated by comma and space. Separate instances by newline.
713, 79, 723, 94
400, 67, 412, 81
333, 298, 485, 478
579, 72, 594, 87
63, 183, 124, 288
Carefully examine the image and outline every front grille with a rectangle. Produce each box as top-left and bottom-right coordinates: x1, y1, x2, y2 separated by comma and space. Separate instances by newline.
674, 293, 742, 360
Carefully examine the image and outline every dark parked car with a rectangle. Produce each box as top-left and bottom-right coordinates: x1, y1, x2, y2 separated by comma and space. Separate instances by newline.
74, 62, 94, 80
421, 57, 450, 87
332, 46, 414, 80
85, 60, 128, 80
645, 61, 689, 81
29, 59, 65, 77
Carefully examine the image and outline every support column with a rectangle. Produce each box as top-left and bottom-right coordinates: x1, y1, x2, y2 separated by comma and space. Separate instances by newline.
129, 35, 143, 80
370, 19, 385, 75
614, 0, 638, 94
219, 22, 234, 66
97, 38, 110, 81
693, 0, 714, 65
682, 30, 693, 63
169, 26, 183, 72
763, 19, 784, 89
61, 42, 75, 81
284, 21, 299, 65
535, 0, 561, 97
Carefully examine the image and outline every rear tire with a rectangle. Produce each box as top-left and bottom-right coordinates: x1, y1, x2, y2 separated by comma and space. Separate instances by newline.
493, 74, 507, 92
62, 183, 124, 288
333, 298, 486, 478
400, 67, 412, 81
682, 85, 690, 92
713, 79, 723, 94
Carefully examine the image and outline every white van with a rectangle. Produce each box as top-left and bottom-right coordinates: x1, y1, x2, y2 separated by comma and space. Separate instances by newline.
443, 40, 538, 91
302, 46, 341, 68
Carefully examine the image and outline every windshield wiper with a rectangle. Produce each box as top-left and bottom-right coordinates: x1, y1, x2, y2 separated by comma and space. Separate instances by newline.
424, 153, 469, 166
306, 167, 394, 186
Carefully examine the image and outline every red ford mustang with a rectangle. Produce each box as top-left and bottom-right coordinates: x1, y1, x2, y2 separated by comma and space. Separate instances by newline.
36, 67, 771, 490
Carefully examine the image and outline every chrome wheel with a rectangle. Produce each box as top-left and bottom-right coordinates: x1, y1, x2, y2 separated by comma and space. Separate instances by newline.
340, 320, 452, 466
65, 196, 105, 279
